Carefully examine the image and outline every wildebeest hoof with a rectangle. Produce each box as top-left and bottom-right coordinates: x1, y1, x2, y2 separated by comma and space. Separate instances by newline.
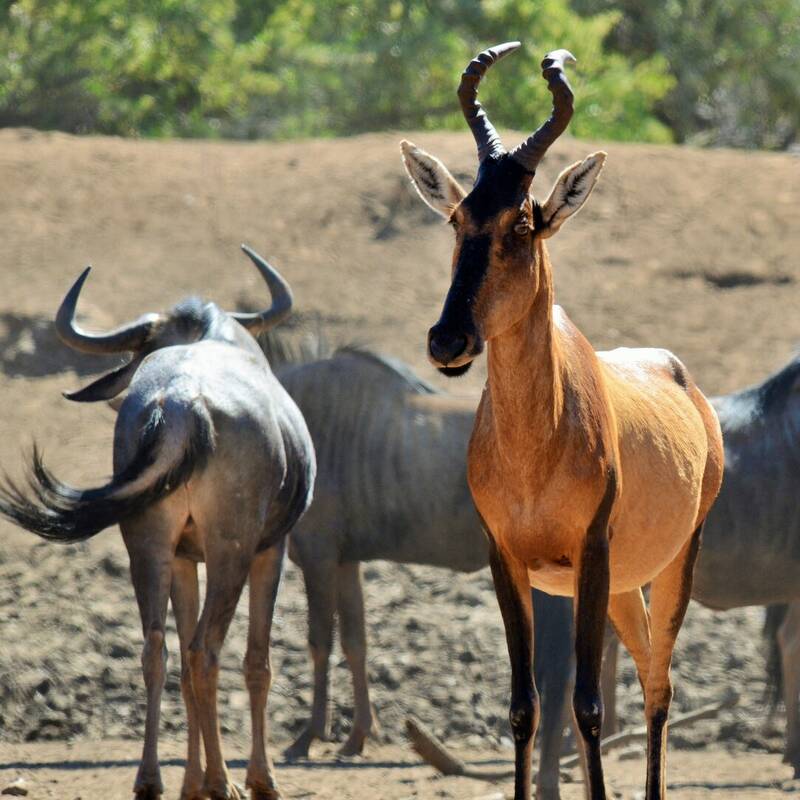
134, 772, 164, 799
283, 730, 313, 761
134, 784, 163, 800
338, 730, 367, 757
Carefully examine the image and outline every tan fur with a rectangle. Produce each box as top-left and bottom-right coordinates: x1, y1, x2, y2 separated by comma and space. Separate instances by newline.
406, 140, 724, 799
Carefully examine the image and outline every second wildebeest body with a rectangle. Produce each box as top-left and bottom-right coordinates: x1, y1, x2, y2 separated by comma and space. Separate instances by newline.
535, 353, 800, 793
274, 344, 486, 759
261, 337, 572, 794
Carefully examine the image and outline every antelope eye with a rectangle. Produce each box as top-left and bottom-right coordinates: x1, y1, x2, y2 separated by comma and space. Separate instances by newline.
514, 220, 531, 235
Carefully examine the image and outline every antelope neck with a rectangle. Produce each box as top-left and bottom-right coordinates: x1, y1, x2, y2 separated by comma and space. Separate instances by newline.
485, 243, 565, 463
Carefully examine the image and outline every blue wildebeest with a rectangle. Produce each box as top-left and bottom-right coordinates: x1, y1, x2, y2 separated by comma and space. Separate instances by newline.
0, 247, 316, 800
256, 335, 573, 797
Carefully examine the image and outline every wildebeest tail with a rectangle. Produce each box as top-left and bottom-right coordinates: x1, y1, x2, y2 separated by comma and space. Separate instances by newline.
0, 400, 215, 542
763, 603, 788, 711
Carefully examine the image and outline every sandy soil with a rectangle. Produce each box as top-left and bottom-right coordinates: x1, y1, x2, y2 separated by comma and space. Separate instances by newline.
0, 128, 798, 798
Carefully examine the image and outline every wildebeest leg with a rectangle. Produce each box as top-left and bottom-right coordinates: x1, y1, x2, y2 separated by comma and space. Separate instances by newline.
778, 600, 800, 777
601, 632, 620, 736
572, 476, 615, 800
284, 552, 338, 760
338, 561, 376, 756
489, 539, 538, 800
171, 557, 204, 800
126, 526, 174, 800
244, 541, 285, 800
533, 590, 573, 800
644, 523, 702, 800
189, 547, 251, 800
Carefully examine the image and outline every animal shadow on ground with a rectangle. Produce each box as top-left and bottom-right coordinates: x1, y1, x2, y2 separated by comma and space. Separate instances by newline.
0, 312, 120, 378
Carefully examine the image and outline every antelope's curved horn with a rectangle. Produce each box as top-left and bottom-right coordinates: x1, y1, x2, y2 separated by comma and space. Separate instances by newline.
510, 49, 576, 175
458, 41, 521, 163
231, 245, 293, 334
55, 268, 160, 354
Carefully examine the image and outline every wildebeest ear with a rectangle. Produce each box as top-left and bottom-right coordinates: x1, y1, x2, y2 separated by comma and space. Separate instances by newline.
400, 140, 466, 219
63, 358, 140, 403
539, 152, 606, 238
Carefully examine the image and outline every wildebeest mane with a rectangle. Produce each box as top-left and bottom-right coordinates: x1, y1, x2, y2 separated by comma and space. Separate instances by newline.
257, 329, 439, 396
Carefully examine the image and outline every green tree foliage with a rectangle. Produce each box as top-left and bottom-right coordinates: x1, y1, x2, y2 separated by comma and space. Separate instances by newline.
574, 0, 800, 148
0, 0, 674, 142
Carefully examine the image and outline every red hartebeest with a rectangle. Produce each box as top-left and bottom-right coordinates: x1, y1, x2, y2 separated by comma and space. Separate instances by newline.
401, 43, 723, 800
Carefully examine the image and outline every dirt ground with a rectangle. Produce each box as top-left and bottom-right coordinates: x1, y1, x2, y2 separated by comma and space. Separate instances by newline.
0, 128, 798, 798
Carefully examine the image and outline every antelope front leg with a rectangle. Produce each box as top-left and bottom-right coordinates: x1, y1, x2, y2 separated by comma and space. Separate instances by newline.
645, 523, 703, 800
572, 475, 616, 800
489, 540, 538, 800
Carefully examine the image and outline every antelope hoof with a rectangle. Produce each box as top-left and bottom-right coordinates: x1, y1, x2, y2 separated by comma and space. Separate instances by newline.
248, 788, 282, 800
205, 779, 242, 800
245, 772, 281, 800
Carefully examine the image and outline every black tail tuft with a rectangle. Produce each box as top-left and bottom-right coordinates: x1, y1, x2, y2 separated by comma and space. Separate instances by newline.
763, 603, 788, 711
0, 404, 214, 543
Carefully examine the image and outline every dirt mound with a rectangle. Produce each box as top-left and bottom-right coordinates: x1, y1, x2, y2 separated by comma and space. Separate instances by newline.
0, 129, 798, 764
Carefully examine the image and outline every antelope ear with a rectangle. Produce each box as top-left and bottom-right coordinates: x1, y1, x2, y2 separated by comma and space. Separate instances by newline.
539, 152, 607, 237
400, 140, 466, 219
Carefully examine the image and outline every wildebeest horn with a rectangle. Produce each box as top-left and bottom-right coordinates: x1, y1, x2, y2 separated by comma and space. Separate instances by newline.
55, 267, 160, 354
459, 41, 521, 163
231, 245, 293, 333
510, 49, 576, 175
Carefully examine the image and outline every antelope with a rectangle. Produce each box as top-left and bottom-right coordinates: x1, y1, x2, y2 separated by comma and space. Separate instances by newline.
401, 42, 724, 800
0, 246, 316, 800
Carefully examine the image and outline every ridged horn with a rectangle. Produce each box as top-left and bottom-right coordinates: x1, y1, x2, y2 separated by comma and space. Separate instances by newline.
458, 41, 521, 163
231, 245, 293, 334
55, 268, 160, 354
510, 49, 576, 175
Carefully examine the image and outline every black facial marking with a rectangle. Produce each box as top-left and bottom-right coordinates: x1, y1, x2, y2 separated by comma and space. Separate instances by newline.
437, 233, 491, 336
466, 155, 530, 224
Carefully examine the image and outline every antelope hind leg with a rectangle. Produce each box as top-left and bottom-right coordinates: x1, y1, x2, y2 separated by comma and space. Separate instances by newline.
644, 523, 703, 800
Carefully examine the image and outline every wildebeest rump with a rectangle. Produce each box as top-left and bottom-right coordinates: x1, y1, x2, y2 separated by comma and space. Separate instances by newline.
0, 247, 316, 800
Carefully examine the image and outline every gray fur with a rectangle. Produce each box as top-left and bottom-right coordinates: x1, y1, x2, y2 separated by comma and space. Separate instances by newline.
0, 256, 316, 799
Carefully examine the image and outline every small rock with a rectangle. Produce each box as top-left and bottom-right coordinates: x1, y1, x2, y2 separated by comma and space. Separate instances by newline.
2, 777, 28, 796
